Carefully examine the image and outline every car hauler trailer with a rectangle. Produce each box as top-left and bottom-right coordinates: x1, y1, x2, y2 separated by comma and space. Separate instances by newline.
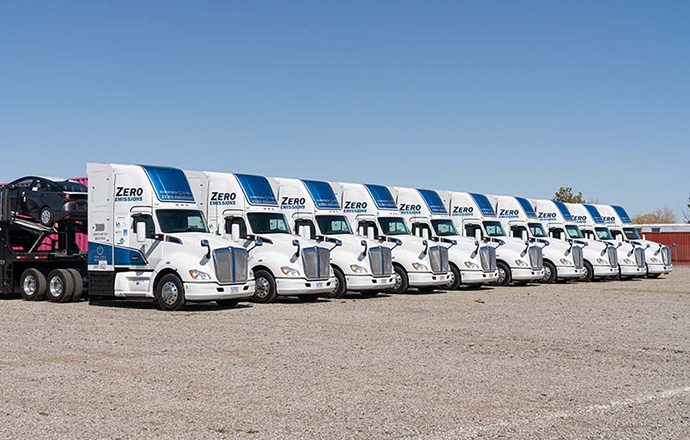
273, 177, 395, 298
391, 186, 499, 288
532, 199, 618, 282
592, 204, 672, 278
331, 182, 452, 293
565, 203, 646, 279
491, 195, 585, 283
185, 171, 335, 303
439, 191, 545, 286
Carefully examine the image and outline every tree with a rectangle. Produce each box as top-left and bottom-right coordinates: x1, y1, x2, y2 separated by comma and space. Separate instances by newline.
553, 187, 585, 203
632, 207, 677, 224
684, 197, 690, 223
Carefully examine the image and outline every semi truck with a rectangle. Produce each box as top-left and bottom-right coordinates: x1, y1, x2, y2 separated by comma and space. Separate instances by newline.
391, 186, 499, 288
331, 182, 452, 293
439, 191, 545, 286
592, 204, 672, 278
565, 203, 646, 279
273, 177, 396, 297
491, 195, 585, 283
185, 170, 335, 303
0, 163, 256, 311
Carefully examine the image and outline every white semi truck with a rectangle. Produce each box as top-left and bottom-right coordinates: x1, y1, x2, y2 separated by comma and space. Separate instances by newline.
391, 186, 499, 288
565, 203, 646, 279
273, 177, 396, 297
492, 195, 585, 283
185, 171, 335, 303
331, 182, 452, 293
439, 191, 545, 286
593, 204, 672, 278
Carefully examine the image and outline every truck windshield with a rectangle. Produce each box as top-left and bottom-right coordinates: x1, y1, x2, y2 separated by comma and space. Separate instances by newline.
623, 227, 641, 240
156, 210, 208, 233
316, 215, 352, 235
247, 213, 291, 234
483, 221, 506, 237
528, 223, 547, 238
431, 219, 457, 236
566, 225, 584, 239
378, 217, 409, 235
595, 227, 613, 240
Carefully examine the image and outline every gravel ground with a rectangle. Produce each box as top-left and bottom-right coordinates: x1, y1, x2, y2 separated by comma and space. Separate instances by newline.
1, 267, 689, 440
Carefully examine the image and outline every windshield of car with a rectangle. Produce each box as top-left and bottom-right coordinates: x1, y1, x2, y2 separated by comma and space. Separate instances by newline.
483, 221, 506, 237
247, 213, 291, 234
315, 215, 352, 235
378, 217, 409, 235
431, 219, 457, 236
595, 227, 613, 240
565, 225, 584, 239
623, 227, 641, 240
528, 223, 547, 237
156, 209, 208, 233
56, 181, 87, 192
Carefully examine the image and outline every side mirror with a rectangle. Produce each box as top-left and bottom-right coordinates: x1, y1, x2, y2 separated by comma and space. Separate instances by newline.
422, 229, 430, 239
521, 230, 528, 241
361, 239, 368, 254
136, 222, 147, 243
299, 225, 310, 239
231, 223, 241, 242
292, 239, 301, 255
366, 226, 375, 240
255, 237, 263, 246
642, 234, 646, 240
474, 229, 482, 241
422, 239, 429, 254
200, 239, 211, 259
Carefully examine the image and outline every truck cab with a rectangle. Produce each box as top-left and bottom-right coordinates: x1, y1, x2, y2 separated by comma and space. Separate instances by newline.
274, 177, 396, 297
391, 186, 499, 288
87, 164, 255, 310
440, 191, 545, 286
492, 195, 585, 283
186, 171, 335, 303
593, 204, 672, 278
566, 203, 646, 279
332, 182, 452, 293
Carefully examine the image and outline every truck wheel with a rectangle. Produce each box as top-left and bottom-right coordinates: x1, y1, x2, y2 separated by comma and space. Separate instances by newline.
252, 270, 278, 303
359, 290, 380, 298
46, 269, 75, 303
216, 299, 241, 308
65, 269, 83, 301
324, 268, 346, 299
446, 264, 462, 290
388, 266, 409, 294
19, 268, 47, 301
39, 206, 54, 226
493, 262, 512, 287
155, 274, 186, 311
582, 261, 594, 282
541, 261, 557, 284
297, 294, 320, 302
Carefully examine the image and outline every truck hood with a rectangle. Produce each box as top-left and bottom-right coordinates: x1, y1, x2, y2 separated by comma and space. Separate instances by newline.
167, 232, 248, 251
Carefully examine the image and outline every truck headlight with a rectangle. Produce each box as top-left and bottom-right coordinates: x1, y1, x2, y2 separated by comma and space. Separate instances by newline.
189, 269, 212, 280
349, 264, 367, 274
463, 261, 479, 269
559, 258, 572, 266
411, 262, 428, 271
623, 259, 634, 265
596, 258, 607, 265
514, 260, 529, 267
650, 257, 659, 263
280, 266, 301, 277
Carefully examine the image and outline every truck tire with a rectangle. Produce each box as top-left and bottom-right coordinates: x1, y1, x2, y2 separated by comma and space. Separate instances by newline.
216, 299, 241, 308
155, 273, 186, 311
324, 267, 346, 299
541, 261, 557, 284
39, 206, 54, 226
252, 270, 278, 303
446, 264, 462, 290
66, 269, 83, 301
493, 261, 512, 287
46, 269, 75, 303
388, 265, 409, 294
582, 261, 594, 282
19, 268, 47, 301
297, 294, 320, 302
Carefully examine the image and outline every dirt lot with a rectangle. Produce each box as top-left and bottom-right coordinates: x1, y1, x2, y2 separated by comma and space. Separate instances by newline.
1, 268, 689, 440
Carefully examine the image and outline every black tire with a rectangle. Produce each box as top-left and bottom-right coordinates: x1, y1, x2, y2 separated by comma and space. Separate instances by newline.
19, 268, 47, 301
359, 290, 380, 298
541, 260, 557, 284
46, 269, 75, 303
252, 269, 278, 303
388, 265, 409, 294
39, 206, 54, 226
582, 261, 594, 282
493, 261, 512, 286
155, 273, 186, 311
297, 294, 320, 302
216, 298, 241, 308
65, 269, 83, 301
324, 267, 347, 299
446, 264, 462, 290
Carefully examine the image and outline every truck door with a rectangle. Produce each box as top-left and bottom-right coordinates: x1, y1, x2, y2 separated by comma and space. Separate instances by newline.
129, 208, 164, 269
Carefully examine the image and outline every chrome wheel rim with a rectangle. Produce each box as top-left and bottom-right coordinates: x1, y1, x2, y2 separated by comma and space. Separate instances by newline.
332, 276, 340, 294
161, 281, 179, 305
447, 271, 455, 287
255, 277, 270, 298
393, 273, 402, 291
543, 266, 552, 281
40, 209, 51, 225
23, 275, 37, 296
49, 276, 63, 297
498, 268, 507, 284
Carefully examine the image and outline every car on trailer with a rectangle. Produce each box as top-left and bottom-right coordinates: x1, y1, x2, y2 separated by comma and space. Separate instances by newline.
3, 176, 87, 227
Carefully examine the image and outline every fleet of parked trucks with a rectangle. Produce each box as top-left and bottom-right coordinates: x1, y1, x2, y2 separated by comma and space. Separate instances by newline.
0, 162, 673, 310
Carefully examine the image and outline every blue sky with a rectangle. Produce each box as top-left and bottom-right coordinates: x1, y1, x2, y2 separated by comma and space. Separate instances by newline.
1, 0, 688, 218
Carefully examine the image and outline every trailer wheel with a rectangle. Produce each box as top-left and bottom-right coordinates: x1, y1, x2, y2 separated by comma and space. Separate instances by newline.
324, 267, 346, 298
39, 206, 54, 226
492, 261, 512, 286
19, 268, 47, 301
387, 266, 409, 294
155, 274, 186, 311
216, 299, 241, 308
541, 261, 557, 284
46, 269, 75, 303
252, 270, 278, 303
65, 269, 83, 301
582, 261, 594, 282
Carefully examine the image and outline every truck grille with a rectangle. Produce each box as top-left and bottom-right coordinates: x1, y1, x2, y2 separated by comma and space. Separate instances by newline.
213, 247, 249, 284
528, 246, 543, 270
302, 246, 330, 280
368, 246, 393, 276
571, 246, 584, 269
429, 246, 449, 274
479, 246, 497, 272
634, 247, 646, 269
607, 246, 618, 268
661, 246, 671, 265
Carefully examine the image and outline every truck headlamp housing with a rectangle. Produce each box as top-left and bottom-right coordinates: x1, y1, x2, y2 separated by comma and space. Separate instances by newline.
514, 260, 529, 267
596, 258, 607, 265
349, 264, 367, 274
280, 266, 301, 277
411, 262, 428, 271
463, 261, 479, 269
189, 269, 212, 281
559, 258, 572, 266
623, 258, 634, 265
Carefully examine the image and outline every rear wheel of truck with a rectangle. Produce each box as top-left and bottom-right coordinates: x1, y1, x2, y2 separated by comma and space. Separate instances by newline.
216, 299, 241, 308
297, 294, 320, 302
582, 261, 594, 282
46, 269, 75, 303
252, 270, 278, 303
541, 261, 557, 284
446, 264, 462, 290
388, 266, 409, 294
324, 268, 346, 299
66, 269, 83, 301
155, 274, 186, 311
19, 268, 47, 301
492, 262, 511, 287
